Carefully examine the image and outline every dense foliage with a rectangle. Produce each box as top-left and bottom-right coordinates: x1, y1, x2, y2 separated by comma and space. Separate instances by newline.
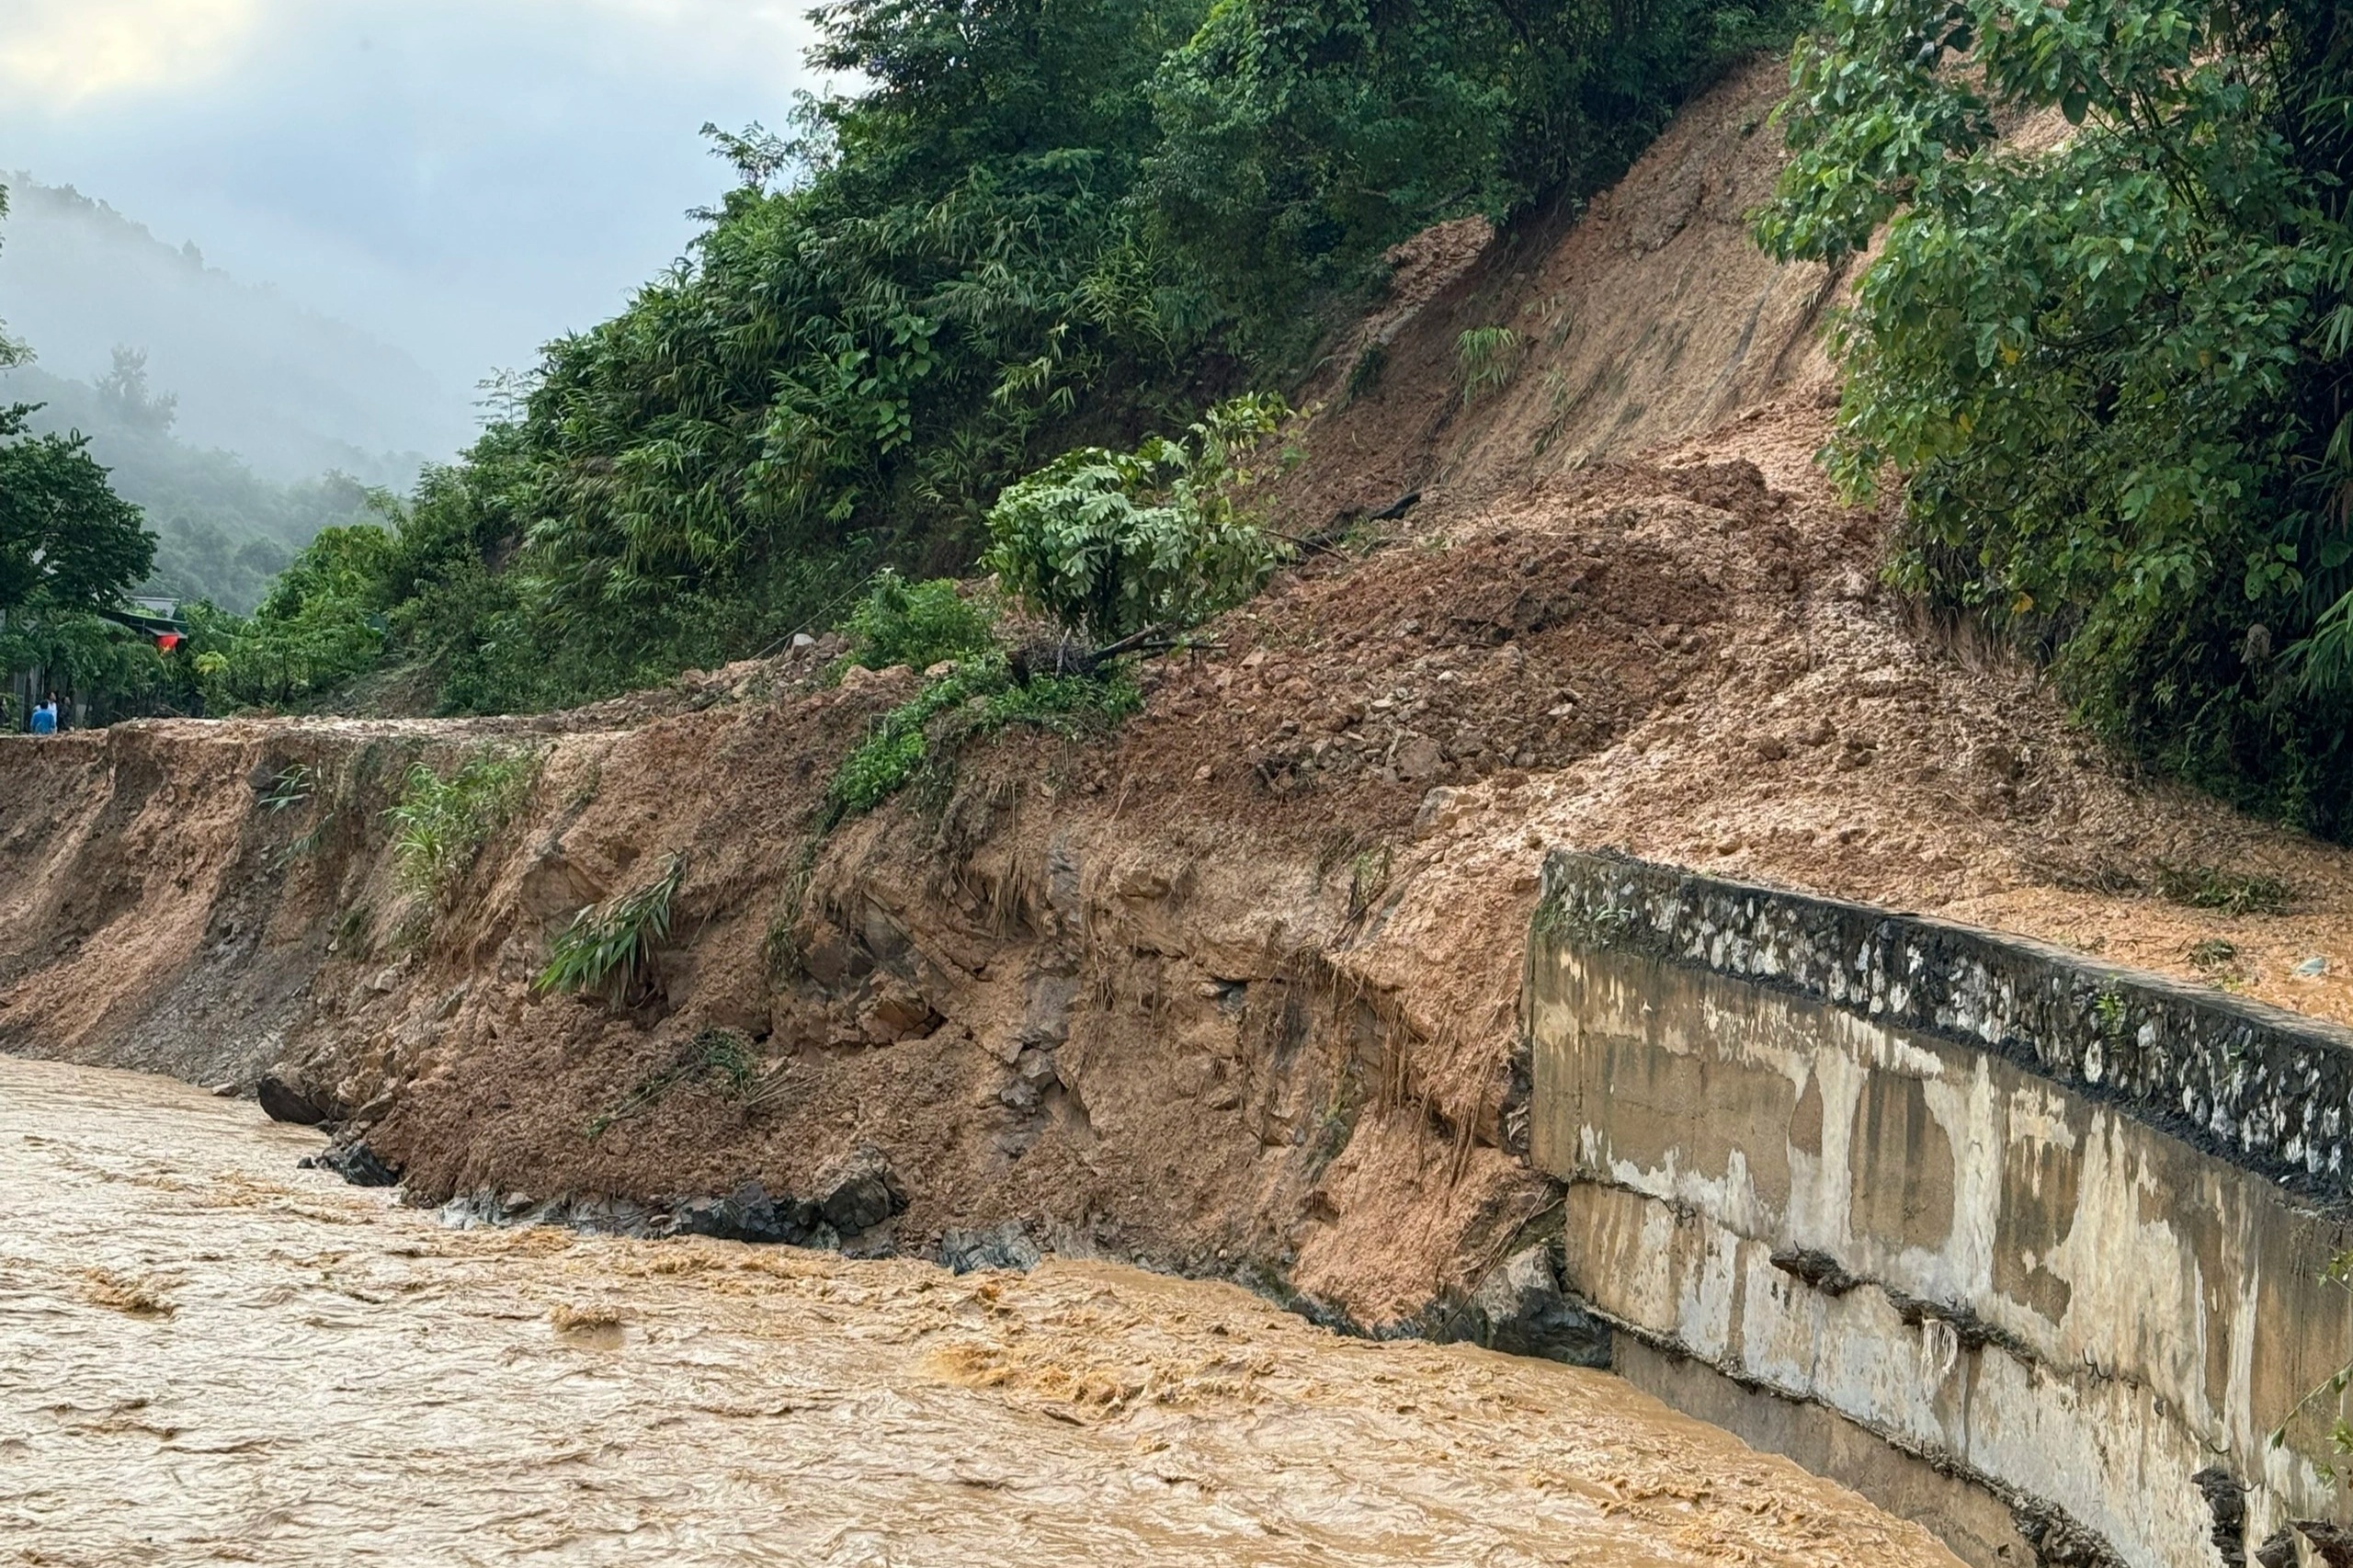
984, 392, 1289, 639
1758, 0, 2353, 832
190, 0, 1794, 717
188, 524, 396, 710
0, 393, 164, 722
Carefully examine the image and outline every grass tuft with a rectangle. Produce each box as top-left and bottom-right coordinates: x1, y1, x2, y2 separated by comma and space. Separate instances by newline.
540, 854, 685, 1009
2154, 861, 2294, 916
387, 750, 540, 902
260, 763, 316, 813
585, 1027, 761, 1139
1456, 325, 1524, 404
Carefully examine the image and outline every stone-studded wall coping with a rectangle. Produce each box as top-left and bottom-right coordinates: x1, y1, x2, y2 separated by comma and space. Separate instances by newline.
1537, 848, 2353, 1207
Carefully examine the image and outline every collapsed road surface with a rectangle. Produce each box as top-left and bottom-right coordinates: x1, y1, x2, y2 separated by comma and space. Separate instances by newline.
0, 1054, 1960, 1567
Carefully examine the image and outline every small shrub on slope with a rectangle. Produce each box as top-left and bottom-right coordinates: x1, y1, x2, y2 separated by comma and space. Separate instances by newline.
539, 855, 685, 1008
386, 750, 540, 902
983, 394, 1290, 643
841, 571, 997, 673
824, 659, 1142, 830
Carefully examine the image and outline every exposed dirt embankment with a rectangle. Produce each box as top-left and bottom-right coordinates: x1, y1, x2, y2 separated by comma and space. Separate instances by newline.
9, 59, 2353, 1332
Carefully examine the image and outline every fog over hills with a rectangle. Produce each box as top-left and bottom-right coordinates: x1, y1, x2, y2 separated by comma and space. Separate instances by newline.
0, 175, 472, 486
0, 175, 483, 610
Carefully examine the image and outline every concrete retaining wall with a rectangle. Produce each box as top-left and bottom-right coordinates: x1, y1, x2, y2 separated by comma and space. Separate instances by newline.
1527, 850, 2353, 1568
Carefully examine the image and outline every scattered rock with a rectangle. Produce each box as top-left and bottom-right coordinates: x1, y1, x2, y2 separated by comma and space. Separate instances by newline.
2297, 957, 2330, 979
208, 1082, 241, 1098
790, 631, 815, 650
667, 1179, 826, 1246
299, 1140, 401, 1187
839, 663, 911, 692
1750, 734, 1789, 762
814, 1144, 908, 1235
2191, 1467, 2247, 1568
1414, 786, 1461, 835
1973, 743, 2026, 782
939, 1221, 1043, 1274
2295, 1520, 2353, 1568
858, 978, 941, 1043
1770, 1245, 1859, 1296
256, 1074, 330, 1127
1467, 1244, 1611, 1367
1394, 733, 1445, 782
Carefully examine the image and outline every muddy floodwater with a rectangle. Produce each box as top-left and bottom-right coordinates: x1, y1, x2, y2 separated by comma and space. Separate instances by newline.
0, 1056, 1959, 1567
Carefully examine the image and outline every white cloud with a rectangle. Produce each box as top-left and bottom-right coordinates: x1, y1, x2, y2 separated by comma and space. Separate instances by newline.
0, 0, 830, 449
0, 1, 817, 109
0, 0, 264, 104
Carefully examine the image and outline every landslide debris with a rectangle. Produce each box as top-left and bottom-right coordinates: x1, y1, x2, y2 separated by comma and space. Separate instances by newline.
7, 59, 2353, 1336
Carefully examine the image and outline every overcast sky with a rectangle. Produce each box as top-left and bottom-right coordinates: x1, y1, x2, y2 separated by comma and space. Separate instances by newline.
0, 0, 824, 415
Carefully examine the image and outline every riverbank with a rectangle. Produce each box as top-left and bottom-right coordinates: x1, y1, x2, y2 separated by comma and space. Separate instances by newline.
0, 1053, 1961, 1566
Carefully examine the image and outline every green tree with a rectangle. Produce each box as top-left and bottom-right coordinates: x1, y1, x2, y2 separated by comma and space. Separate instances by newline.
190, 524, 393, 709
0, 186, 21, 370
1756, 0, 2353, 830
984, 393, 1289, 639
0, 403, 153, 617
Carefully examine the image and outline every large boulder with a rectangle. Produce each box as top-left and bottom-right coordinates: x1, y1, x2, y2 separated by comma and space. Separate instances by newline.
298, 1140, 400, 1187
939, 1221, 1041, 1274
1470, 1244, 1612, 1368
814, 1145, 908, 1235
666, 1180, 824, 1245
256, 1074, 330, 1126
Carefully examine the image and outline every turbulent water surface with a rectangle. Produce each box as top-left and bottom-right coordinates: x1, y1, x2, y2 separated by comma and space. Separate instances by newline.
0, 1055, 1960, 1566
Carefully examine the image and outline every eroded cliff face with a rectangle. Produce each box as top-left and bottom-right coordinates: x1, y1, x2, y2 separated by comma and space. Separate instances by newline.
0, 657, 1549, 1326
12, 59, 2353, 1342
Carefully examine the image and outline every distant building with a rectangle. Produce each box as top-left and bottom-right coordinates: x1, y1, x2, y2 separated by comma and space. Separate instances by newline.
4, 595, 191, 728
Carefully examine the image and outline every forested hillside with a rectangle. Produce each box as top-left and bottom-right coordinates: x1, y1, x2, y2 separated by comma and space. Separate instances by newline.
192, 0, 1799, 714
1756, 0, 2353, 834
6, 355, 389, 614
46, 0, 2353, 843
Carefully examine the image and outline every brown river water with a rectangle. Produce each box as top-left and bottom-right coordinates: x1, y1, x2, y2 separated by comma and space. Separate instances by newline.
0, 1055, 1961, 1567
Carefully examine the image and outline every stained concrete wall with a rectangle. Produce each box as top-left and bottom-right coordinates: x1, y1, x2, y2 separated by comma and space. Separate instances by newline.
1527, 851, 2353, 1568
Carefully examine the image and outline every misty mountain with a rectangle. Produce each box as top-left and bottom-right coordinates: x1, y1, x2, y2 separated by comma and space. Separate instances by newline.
0, 354, 388, 614
0, 175, 481, 612
0, 175, 472, 483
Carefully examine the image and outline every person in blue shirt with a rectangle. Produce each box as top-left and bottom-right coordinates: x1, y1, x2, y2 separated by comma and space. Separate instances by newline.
28, 696, 57, 735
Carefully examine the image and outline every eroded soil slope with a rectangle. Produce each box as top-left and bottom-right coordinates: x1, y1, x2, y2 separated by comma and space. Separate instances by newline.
10, 59, 2353, 1332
